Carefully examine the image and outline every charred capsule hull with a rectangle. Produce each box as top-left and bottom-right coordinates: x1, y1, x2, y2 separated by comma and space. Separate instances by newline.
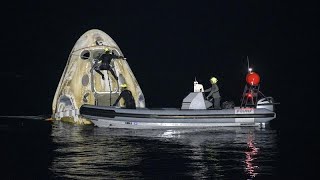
80, 105, 276, 129
52, 29, 145, 124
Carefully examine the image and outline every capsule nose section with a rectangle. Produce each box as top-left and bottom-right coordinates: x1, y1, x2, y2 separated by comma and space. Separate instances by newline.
52, 29, 145, 124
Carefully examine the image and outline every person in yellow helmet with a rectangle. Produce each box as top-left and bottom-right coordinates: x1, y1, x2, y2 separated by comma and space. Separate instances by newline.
204, 76, 221, 109
113, 83, 136, 109
93, 47, 124, 80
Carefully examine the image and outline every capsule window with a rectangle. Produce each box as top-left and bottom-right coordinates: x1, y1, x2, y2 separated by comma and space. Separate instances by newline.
82, 74, 89, 86
80, 50, 90, 60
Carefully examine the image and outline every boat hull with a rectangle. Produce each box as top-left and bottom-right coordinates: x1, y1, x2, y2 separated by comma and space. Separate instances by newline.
80, 105, 276, 129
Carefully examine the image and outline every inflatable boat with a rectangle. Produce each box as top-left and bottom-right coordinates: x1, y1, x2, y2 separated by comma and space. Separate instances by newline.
80, 92, 276, 129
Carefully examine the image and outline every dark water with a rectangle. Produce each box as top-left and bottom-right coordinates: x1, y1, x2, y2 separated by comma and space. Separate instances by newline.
2, 118, 280, 179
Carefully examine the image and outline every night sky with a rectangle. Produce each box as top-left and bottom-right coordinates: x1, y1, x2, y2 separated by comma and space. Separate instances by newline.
0, 1, 306, 123
2, 2, 320, 178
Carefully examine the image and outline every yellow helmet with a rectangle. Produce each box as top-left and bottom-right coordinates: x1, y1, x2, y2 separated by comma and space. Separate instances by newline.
210, 77, 218, 84
104, 47, 111, 53
120, 84, 127, 88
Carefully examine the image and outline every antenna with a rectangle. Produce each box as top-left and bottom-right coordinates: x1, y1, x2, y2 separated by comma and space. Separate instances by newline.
247, 56, 253, 72
247, 56, 250, 71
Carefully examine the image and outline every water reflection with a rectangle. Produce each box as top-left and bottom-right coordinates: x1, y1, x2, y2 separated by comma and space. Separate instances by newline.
245, 133, 259, 178
49, 122, 279, 179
